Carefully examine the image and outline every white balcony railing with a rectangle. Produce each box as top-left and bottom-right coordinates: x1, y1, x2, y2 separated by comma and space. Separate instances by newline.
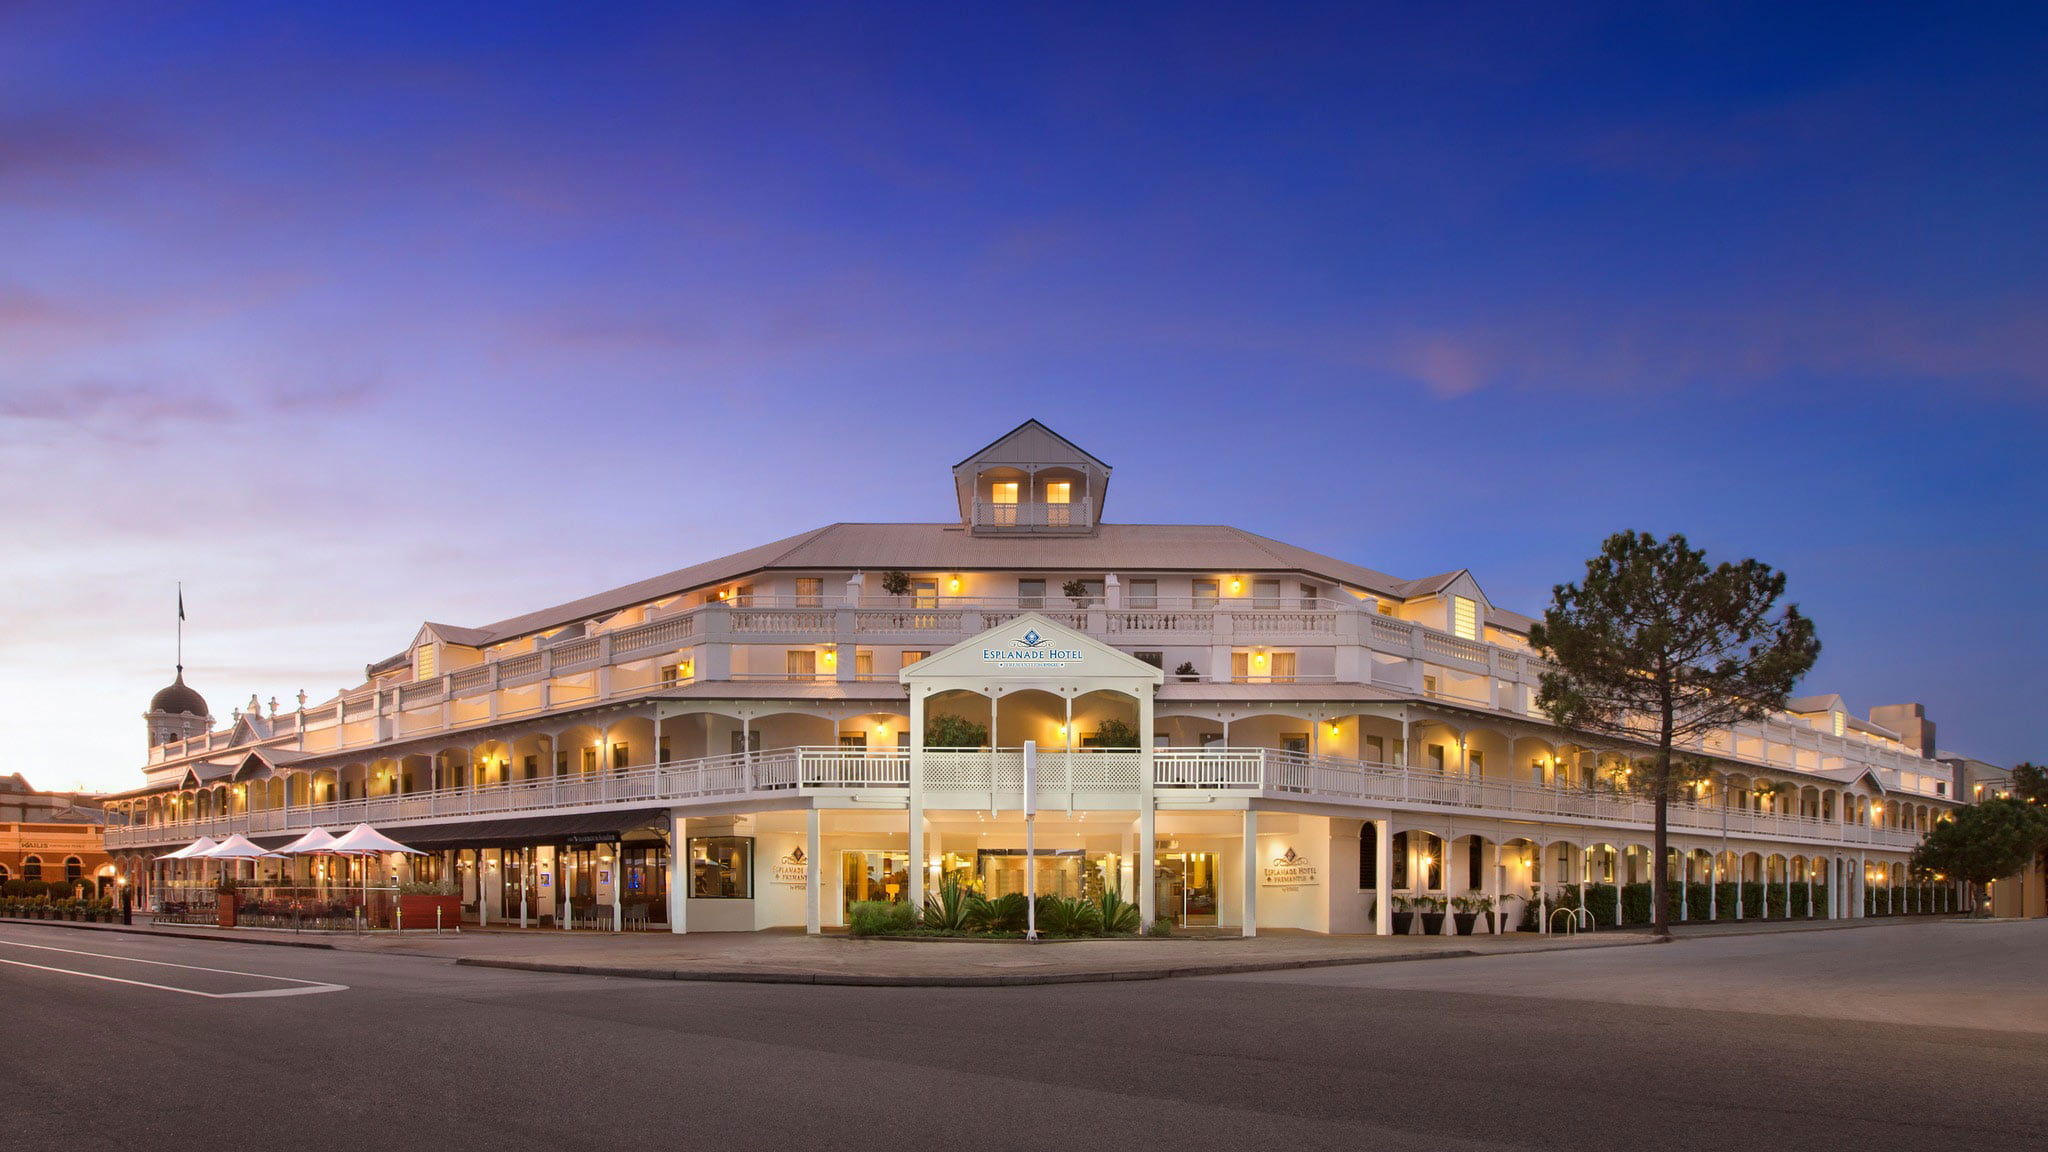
971, 500, 1094, 531
110, 747, 1926, 854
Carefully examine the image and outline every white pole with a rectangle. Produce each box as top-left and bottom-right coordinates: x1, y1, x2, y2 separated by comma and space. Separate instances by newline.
1024, 739, 1037, 941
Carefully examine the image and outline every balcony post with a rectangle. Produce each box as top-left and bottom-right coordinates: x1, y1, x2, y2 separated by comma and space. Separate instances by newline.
1138, 688, 1156, 931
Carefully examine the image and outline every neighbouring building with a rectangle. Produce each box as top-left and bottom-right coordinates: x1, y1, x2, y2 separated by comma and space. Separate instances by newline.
102, 420, 1961, 934
1, 773, 112, 895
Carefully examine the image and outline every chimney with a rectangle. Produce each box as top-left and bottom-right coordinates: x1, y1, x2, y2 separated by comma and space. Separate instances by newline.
1869, 703, 1936, 759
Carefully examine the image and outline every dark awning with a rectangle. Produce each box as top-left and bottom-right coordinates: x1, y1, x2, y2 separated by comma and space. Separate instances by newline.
250, 808, 670, 851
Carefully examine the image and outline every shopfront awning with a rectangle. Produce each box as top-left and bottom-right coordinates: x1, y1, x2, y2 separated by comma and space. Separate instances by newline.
331, 808, 674, 850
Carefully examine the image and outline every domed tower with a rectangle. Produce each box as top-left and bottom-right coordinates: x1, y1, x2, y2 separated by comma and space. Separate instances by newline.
145, 667, 211, 749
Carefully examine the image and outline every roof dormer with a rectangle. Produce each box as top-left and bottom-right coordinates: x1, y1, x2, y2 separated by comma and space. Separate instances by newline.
953, 419, 1110, 535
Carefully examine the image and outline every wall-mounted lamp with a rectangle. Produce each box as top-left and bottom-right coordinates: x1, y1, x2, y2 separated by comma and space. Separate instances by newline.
1229, 578, 1242, 594
948, 577, 961, 592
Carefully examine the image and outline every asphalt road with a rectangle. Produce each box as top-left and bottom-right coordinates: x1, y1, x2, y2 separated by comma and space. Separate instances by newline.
5, 920, 2044, 1152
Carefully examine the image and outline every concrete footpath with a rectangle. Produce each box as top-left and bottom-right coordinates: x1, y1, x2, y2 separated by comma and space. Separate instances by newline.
0, 913, 1944, 987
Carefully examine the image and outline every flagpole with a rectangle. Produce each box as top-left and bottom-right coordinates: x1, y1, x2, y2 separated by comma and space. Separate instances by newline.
177, 581, 185, 675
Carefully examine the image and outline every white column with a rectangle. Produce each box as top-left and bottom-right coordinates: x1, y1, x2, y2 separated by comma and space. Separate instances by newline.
1374, 819, 1392, 935
1489, 842, 1503, 935
667, 809, 687, 934
611, 839, 623, 932
908, 689, 926, 917
1709, 852, 1720, 920
1138, 688, 1157, 931
1241, 807, 1258, 938
476, 848, 488, 927
805, 806, 822, 935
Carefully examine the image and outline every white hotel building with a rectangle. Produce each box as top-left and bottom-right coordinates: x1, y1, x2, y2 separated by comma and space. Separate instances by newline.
104, 421, 1950, 934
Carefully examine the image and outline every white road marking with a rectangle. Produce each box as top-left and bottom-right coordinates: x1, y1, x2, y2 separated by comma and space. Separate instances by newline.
0, 938, 348, 998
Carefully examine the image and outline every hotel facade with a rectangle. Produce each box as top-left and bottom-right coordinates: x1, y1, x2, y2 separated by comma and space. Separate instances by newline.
104, 421, 1953, 934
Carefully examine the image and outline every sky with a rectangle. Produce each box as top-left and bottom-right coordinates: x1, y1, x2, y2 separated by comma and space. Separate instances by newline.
1, 2, 2042, 792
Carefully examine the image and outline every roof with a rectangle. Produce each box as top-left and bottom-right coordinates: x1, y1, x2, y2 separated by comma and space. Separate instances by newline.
149, 671, 209, 718
953, 419, 1110, 472
1392, 570, 1467, 598
1786, 694, 1846, 714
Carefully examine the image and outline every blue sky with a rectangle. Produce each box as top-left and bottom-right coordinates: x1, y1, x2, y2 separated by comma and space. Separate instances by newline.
1, 2, 2042, 790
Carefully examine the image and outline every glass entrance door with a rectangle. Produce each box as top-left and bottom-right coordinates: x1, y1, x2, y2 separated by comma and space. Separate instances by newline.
1154, 852, 1220, 926
976, 851, 1086, 901
500, 850, 529, 920
842, 850, 911, 915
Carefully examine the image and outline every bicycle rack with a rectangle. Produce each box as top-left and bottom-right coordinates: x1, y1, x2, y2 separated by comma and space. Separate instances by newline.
1549, 905, 1595, 935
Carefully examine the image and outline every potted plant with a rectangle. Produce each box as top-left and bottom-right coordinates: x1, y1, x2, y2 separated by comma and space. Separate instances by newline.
1062, 578, 1093, 608
1390, 894, 1414, 935
880, 569, 912, 601
1174, 661, 1200, 683
1451, 892, 1494, 935
1417, 895, 1447, 936
215, 877, 239, 928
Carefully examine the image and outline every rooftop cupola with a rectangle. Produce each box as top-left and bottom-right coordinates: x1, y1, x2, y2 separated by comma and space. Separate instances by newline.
952, 419, 1110, 535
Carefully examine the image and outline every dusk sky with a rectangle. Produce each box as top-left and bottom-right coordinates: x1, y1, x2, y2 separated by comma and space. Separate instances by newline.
2, 2, 2042, 792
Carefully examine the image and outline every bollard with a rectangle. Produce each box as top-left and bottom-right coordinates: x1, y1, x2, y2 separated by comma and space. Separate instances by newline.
436, 906, 443, 933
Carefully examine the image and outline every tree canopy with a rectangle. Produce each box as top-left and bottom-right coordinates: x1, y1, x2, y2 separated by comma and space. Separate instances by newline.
1531, 530, 1821, 937
1911, 798, 2048, 889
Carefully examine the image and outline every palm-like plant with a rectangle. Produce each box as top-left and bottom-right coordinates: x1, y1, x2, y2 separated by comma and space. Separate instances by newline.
1036, 894, 1104, 937
966, 891, 1028, 933
1096, 889, 1141, 934
923, 879, 975, 931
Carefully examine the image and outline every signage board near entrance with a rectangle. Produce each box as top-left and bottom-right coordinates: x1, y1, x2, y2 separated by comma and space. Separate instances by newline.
772, 846, 808, 888
980, 628, 1086, 671
1261, 847, 1318, 890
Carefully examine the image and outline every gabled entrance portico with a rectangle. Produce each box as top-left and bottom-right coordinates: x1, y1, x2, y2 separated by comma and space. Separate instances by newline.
900, 611, 1165, 922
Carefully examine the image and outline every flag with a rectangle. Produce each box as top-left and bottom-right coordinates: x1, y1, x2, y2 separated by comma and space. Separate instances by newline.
178, 587, 185, 621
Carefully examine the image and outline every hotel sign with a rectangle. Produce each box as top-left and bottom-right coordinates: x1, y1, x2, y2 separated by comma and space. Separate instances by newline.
773, 846, 809, 888
1261, 847, 1319, 890
981, 629, 1086, 670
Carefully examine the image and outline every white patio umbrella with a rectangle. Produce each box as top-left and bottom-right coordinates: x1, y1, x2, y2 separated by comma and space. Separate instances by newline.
156, 837, 220, 892
275, 828, 343, 898
156, 836, 219, 860
327, 825, 425, 927
199, 834, 287, 886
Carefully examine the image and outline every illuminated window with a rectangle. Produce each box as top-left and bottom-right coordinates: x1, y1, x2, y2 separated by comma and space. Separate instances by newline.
1832, 711, 1845, 737
991, 481, 1019, 504
901, 650, 927, 668
415, 644, 437, 680
786, 650, 817, 679
855, 649, 873, 677
1044, 481, 1070, 504
1451, 597, 1478, 640
1270, 651, 1297, 683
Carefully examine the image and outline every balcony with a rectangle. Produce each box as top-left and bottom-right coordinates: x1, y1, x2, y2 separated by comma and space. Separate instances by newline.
971, 499, 1094, 533
108, 747, 1926, 854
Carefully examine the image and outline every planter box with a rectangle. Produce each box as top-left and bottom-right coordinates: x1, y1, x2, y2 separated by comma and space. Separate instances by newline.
398, 894, 463, 930
1418, 912, 1446, 935
1451, 912, 1479, 936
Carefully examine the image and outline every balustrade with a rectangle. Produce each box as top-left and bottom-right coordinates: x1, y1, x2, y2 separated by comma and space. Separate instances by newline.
111, 746, 1924, 854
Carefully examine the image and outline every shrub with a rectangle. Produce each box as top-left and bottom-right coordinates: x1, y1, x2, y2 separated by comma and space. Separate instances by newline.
1035, 895, 1102, 937
1097, 889, 1140, 934
924, 714, 989, 748
881, 570, 912, 597
1150, 916, 1174, 937
848, 900, 914, 936
1173, 661, 1199, 683
1092, 719, 1140, 749
967, 892, 1028, 934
